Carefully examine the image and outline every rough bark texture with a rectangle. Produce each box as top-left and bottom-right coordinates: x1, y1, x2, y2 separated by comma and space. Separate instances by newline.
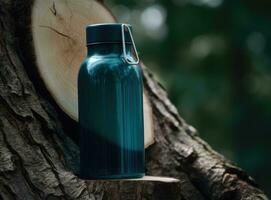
0, 0, 269, 200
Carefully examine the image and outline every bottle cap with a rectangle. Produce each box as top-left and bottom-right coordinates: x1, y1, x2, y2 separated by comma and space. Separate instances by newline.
86, 23, 132, 45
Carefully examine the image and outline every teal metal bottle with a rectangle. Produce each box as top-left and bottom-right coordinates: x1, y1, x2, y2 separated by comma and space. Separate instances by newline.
78, 24, 145, 179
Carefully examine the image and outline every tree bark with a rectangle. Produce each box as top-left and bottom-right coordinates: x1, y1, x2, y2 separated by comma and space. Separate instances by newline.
0, 0, 269, 200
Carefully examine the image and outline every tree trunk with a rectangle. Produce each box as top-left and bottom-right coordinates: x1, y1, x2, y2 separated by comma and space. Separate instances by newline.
0, 0, 268, 199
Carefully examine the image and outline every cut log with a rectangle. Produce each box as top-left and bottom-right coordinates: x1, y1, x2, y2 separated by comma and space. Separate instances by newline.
0, 0, 269, 199
31, 0, 154, 147
89, 176, 182, 200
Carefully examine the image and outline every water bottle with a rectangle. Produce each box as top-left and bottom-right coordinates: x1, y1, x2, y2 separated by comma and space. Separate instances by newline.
78, 23, 145, 179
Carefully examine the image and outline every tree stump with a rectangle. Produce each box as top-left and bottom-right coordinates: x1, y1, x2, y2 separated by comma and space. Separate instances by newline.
0, 0, 269, 199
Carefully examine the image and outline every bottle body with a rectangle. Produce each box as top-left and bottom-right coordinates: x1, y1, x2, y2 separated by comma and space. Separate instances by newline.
78, 43, 144, 179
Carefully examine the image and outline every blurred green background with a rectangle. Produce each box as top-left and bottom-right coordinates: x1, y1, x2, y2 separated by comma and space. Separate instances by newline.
107, 0, 271, 196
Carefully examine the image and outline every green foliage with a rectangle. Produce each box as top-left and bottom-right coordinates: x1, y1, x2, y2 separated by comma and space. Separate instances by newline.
107, 0, 271, 196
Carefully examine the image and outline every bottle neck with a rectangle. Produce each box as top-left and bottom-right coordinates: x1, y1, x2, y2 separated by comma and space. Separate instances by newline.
87, 43, 133, 57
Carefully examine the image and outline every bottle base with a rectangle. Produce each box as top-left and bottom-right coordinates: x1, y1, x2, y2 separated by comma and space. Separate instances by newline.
79, 172, 145, 180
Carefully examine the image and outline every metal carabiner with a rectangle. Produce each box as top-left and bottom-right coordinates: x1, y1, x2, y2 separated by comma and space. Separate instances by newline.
121, 24, 140, 65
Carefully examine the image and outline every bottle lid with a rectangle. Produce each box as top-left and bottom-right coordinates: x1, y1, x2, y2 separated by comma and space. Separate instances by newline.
86, 23, 132, 45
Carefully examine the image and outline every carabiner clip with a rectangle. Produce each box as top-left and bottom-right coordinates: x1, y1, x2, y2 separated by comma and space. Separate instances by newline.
121, 24, 140, 65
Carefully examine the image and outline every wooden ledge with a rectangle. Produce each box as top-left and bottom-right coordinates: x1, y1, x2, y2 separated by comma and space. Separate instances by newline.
83, 176, 182, 199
